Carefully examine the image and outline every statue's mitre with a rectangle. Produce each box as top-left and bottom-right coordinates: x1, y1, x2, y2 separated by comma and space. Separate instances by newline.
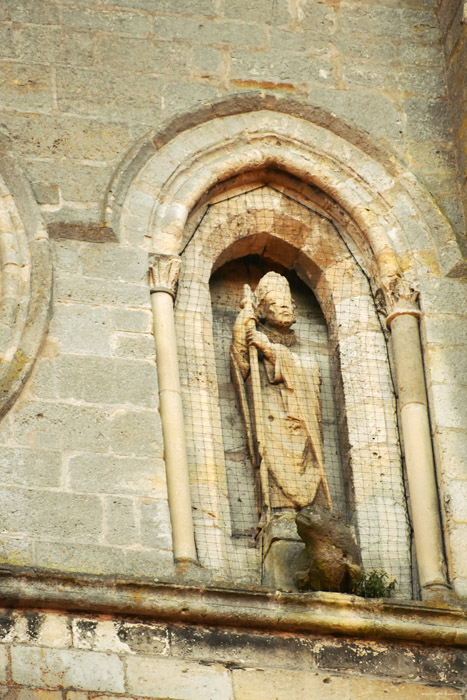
255, 272, 291, 304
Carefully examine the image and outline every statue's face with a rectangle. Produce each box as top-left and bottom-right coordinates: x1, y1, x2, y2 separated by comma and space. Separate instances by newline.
261, 289, 296, 330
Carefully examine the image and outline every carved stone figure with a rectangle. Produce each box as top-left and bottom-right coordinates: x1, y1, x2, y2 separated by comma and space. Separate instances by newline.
294, 505, 362, 592
230, 272, 331, 526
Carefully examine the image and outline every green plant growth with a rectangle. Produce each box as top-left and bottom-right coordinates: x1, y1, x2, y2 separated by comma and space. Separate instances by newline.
351, 570, 397, 598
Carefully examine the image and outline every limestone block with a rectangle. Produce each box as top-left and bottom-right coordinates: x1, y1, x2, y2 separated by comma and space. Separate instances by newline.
445, 480, 467, 522
109, 409, 163, 457
315, 638, 467, 686
446, 523, 467, 578
11, 647, 125, 693
111, 308, 152, 334
307, 87, 402, 139
429, 384, 467, 430
105, 496, 138, 546
422, 314, 467, 347
153, 15, 266, 46
433, 429, 467, 481
230, 51, 335, 86
0, 62, 53, 111
0, 645, 7, 682
55, 356, 158, 408
0, 534, 35, 568
50, 303, 111, 356
192, 45, 224, 76
339, 5, 437, 41
232, 668, 349, 700
34, 541, 126, 577
126, 656, 233, 700
124, 548, 176, 579
56, 67, 160, 122
101, 618, 169, 656
425, 346, 467, 386
2, 114, 131, 162
78, 244, 147, 283
113, 333, 155, 359
349, 678, 462, 699
54, 277, 150, 307
67, 453, 167, 498
169, 625, 314, 670
38, 613, 72, 649
0, 447, 61, 488
140, 499, 173, 550
1, 0, 59, 24
12, 401, 110, 451
0, 487, 103, 543
61, 4, 151, 35
26, 160, 110, 204
404, 97, 452, 141
161, 82, 220, 121
18, 25, 94, 66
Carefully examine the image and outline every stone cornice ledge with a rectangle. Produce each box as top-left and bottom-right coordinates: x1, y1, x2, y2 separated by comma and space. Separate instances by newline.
0, 567, 465, 647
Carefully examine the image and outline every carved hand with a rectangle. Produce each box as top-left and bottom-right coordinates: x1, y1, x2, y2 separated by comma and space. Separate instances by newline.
246, 328, 275, 361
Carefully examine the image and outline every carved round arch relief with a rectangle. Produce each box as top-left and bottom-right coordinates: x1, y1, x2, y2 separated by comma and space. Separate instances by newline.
0, 171, 52, 416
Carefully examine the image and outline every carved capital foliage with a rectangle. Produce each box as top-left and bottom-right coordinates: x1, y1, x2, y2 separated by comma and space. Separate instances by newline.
148, 254, 181, 298
376, 275, 420, 327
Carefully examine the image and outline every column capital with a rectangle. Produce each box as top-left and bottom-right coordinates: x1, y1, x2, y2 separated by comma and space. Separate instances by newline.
376, 275, 420, 328
148, 253, 181, 299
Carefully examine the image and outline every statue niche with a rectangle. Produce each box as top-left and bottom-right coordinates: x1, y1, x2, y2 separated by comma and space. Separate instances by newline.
230, 270, 360, 591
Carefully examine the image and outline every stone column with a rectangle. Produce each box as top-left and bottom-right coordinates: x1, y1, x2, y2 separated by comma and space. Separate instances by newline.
379, 276, 449, 600
149, 254, 197, 563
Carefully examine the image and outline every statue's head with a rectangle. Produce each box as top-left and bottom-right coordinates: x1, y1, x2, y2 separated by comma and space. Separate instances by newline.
255, 272, 296, 331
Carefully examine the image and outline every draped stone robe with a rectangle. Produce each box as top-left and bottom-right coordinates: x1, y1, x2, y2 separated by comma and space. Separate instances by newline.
231, 328, 331, 513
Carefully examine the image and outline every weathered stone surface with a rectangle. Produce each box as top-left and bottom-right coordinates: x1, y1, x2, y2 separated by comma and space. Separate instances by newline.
349, 678, 463, 699
126, 656, 233, 700
109, 409, 163, 456
67, 453, 166, 497
34, 541, 127, 576
50, 304, 111, 355
0, 487, 103, 543
55, 356, 158, 407
315, 640, 467, 685
169, 626, 314, 670
0, 447, 61, 488
232, 668, 349, 700
104, 495, 138, 546
11, 647, 125, 692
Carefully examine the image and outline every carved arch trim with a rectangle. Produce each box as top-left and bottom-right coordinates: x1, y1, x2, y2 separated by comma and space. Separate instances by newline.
0, 138, 53, 416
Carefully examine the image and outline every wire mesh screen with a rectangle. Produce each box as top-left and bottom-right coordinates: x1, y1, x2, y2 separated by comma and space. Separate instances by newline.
176, 185, 413, 596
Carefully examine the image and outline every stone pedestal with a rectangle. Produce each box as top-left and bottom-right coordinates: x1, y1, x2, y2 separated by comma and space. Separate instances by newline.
261, 512, 304, 591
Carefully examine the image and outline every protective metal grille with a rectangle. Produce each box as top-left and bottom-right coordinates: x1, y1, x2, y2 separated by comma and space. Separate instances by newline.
176, 185, 413, 596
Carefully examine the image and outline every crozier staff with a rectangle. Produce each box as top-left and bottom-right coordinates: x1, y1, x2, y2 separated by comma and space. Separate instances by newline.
230, 272, 331, 524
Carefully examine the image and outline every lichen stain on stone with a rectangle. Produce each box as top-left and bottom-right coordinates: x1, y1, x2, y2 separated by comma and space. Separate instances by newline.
23, 611, 43, 640
0, 612, 14, 640
0, 349, 29, 393
230, 79, 297, 93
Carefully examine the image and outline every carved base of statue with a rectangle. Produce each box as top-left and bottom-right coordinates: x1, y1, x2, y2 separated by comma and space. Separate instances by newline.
261, 512, 305, 591
294, 505, 362, 593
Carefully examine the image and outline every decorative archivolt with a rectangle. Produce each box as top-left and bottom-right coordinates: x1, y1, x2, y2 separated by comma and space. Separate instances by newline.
122, 108, 455, 601
0, 143, 52, 416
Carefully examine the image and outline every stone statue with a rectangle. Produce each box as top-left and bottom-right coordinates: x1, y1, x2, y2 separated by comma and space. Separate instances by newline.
230, 272, 331, 527
294, 505, 362, 593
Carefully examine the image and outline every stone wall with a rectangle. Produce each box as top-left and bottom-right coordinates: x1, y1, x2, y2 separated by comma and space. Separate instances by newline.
0, 0, 463, 247
0, 607, 465, 700
0, 0, 466, 697
438, 0, 467, 254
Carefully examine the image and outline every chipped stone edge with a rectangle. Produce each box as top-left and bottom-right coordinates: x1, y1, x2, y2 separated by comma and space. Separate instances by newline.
0, 567, 465, 648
